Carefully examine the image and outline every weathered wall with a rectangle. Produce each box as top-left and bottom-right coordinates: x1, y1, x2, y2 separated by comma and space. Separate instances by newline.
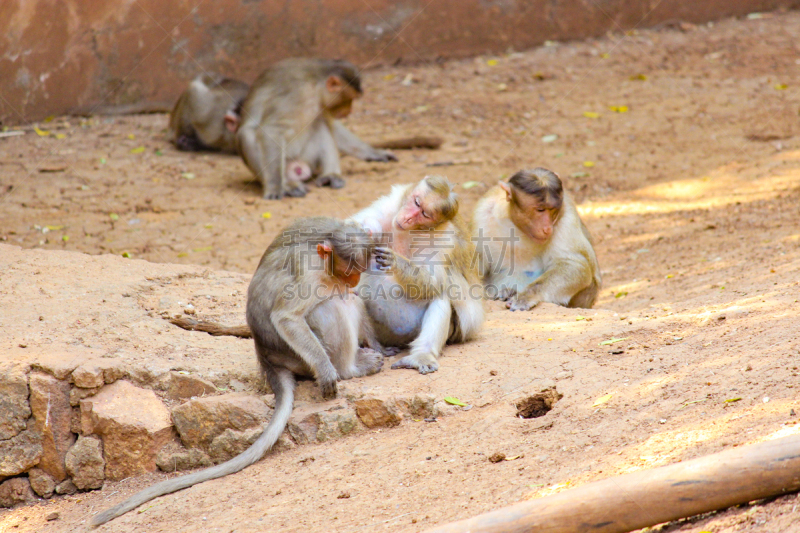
1, 0, 798, 124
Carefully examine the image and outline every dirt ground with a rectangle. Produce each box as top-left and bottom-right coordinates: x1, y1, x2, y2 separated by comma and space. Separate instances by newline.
2, 9, 800, 533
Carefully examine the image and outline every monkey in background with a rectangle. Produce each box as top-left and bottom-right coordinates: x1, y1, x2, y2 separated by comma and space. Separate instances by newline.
237, 58, 397, 199
472, 168, 601, 310
168, 73, 249, 153
350, 176, 484, 374
91, 217, 387, 528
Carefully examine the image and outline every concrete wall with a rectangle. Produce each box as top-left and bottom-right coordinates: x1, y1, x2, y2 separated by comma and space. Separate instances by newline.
1, 0, 798, 124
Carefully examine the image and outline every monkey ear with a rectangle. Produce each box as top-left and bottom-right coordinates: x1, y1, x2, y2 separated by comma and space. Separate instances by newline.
223, 111, 239, 133
317, 242, 333, 259
498, 181, 512, 202
326, 75, 344, 93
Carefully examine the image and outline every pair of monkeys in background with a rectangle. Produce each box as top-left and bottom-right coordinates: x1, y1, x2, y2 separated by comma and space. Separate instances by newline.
169, 58, 406, 198
91, 167, 601, 527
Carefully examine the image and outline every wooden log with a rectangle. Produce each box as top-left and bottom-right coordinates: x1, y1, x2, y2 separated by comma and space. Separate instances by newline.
422, 434, 800, 533
169, 316, 252, 339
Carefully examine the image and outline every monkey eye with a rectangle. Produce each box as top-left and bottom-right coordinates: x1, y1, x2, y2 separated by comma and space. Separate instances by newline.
414, 197, 421, 207
422, 210, 430, 219
537, 207, 547, 213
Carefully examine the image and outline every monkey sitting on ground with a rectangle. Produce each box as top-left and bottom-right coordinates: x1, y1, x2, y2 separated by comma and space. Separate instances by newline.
238, 58, 398, 199
90, 217, 386, 528
349, 176, 484, 374
472, 168, 601, 310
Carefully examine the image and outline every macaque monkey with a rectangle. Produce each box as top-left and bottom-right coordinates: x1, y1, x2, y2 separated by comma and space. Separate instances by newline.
472, 168, 601, 310
237, 58, 397, 199
350, 176, 484, 374
90, 217, 386, 528
168, 73, 250, 153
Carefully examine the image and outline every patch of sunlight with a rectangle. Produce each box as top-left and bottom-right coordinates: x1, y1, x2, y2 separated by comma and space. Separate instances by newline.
765, 424, 800, 441
617, 429, 714, 473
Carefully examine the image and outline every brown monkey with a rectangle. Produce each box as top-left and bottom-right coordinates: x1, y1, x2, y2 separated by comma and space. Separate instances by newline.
472, 168, 601, 310
168, 73, 250, 153
237, 58, 397, 199
350, 176, 484, 374
90, 217, 385, 528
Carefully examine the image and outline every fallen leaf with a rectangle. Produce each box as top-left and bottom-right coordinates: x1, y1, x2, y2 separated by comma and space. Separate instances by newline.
45, 225, 64, 231
571, 171, 588, 178
109, 213, 119, 221
599, 337, 629, 346
43, 115, 56, 123
575, 316, 586, 321
600, 53, 610, 58
487, 59, 499, 66
55, 133, 67, 140
181, 172, 195, 180
615, 291, 628, 298
504, 455, 523, 461
193, 246, 213, 253
121, 252, 132, 258
383, 74, 396, 81
609, 105, 629, 113
34, 126, 50, 137
724, 397, 742, 403
99, 158, 107, 165
444, 396, 467, 407
261, 212, 272, 219
462, 181, 482, 189
774, 83, 788, 90
592, 394, 612, 407
583, 161, 595, 167
130, 146, 146, 154
541, 134, 558, 143
127, 134, 136, 140
583, 111, 600, 119
61, 235, 69, 242
177, 252, 189, 258
155, 149, 163, 156
630, 74, 647, 81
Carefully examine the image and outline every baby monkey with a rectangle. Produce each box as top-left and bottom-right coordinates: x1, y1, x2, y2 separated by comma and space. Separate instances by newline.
91, 217, 385, 528
472, 168, 601, 310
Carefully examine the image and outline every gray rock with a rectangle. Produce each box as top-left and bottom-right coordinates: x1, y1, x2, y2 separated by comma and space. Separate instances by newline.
0, 429, 43, 477
28, 467, 56, 498
29, 372, 74, 481
0, 362, 31, 440
156, 444, 213, 472
65, 436, 105, 490
171, 393, 269, 450
0, 477, 35, 508
55, 478, 77, 495
80, 380, 173, 480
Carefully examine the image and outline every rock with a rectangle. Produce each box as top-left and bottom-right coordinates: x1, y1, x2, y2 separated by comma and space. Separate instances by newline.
209, 427, 262, 462
0, 477, 35, 508
71, 364, 105, 388
397, 394, 438, 419
289, 409, 362, 444
28, 468, 56, 498
171, 394, 269, 450
65, 436, 104, 490
554, 370, 574, 380
29, 372, 75, 481
156, 444, 212, 472
167, 372, 217, 400
69, 407, 81, 434
0, 429, 43, 477
80, 380, 173, 480
0, 362, 31, 440
46, 512, 59, 521
55, 479, 77, 495
70, 386, 102, 406
354, 398, 402, 428
30, 353, 80, 380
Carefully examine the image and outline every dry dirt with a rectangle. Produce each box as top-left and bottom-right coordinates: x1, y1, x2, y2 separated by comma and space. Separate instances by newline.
2, 9, 800, 533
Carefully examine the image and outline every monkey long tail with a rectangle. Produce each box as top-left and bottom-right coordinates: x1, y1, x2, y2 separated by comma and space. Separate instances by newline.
170, 316, 252, 338
89, 367, 296, 529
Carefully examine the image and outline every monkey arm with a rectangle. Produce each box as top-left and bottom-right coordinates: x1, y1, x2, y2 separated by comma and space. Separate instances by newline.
375, 246, 448, 300
332, 120, 397, 162
509, 257, 594, 311
270, 295, 339, 397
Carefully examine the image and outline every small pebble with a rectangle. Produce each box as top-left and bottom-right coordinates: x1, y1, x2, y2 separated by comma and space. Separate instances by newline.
46, 512, 59, 521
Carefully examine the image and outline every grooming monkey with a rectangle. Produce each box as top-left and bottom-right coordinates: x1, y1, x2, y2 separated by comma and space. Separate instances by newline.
168, 73, 249, 153
237, 58, 397, 199
91, 217, 386, 528
350, 176, 484, 374
472, 168, 601, 310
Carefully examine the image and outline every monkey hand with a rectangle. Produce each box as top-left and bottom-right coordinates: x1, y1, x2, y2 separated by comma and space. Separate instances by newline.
365, 149, 398, 163
492, 287, 517, 301
506, 295, 541, 312
319, 379, 338, 400
373, 246, 396, 272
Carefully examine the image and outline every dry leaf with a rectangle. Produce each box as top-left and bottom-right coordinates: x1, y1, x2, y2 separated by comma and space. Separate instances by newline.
593, 394, 612, 407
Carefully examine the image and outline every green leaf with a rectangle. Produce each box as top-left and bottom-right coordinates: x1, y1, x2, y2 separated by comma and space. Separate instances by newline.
444, 396, 467, 407
599, 337, 629, 346
724, 397, 742, 403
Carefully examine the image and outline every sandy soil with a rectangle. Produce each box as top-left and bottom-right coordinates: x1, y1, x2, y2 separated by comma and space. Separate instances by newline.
1, 9, 800, 533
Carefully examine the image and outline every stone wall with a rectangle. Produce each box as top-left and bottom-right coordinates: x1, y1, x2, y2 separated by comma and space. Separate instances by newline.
1, 0, 799, 124
0, 358, 446, 508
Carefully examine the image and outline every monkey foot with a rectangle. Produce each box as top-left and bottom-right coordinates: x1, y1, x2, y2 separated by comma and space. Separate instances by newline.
391, 354, 439, 374
315, 174, 345, 189
381, 346, 402, 357
319, 379, 338, 399
506, 297, 539, 312
365, 150, 398, 163
356, 348, 384, 376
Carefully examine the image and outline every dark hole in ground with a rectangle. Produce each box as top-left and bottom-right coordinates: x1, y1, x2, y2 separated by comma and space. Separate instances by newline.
516, 387, 563, 419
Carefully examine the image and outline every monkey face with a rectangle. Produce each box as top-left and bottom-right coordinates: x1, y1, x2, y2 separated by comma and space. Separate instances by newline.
324, 77, 360, 118
394, 186, 439, 231
509, 193, 557, 243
